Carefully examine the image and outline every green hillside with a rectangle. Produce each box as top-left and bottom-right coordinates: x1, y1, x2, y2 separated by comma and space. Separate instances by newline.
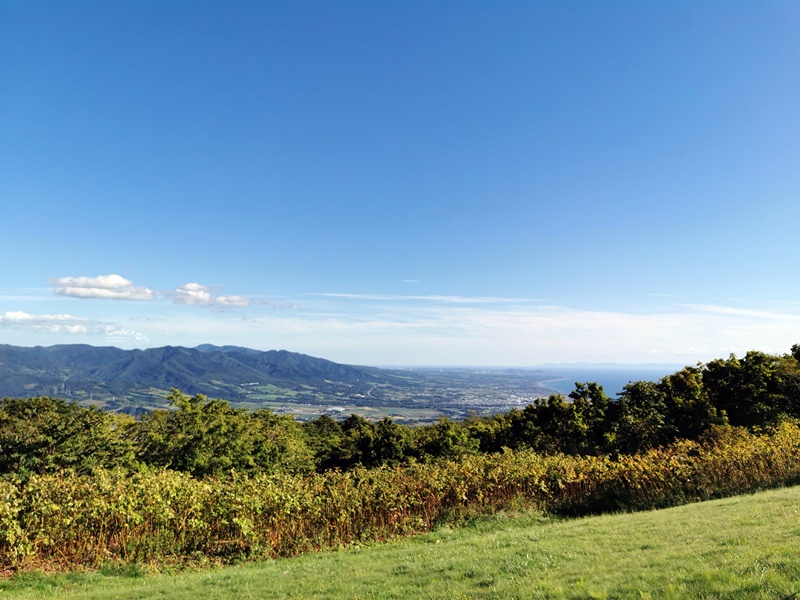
4, 484, 799, 599
0, 343, 556, 420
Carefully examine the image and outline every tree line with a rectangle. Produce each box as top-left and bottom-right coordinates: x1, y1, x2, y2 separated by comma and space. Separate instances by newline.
2, 346, 800, 479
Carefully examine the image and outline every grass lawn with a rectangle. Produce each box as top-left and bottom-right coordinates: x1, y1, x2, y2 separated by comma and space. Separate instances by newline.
3, 485, 800, 599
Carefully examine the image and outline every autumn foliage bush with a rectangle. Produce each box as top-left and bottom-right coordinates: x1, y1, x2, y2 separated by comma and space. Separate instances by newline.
2, 423, 800, 573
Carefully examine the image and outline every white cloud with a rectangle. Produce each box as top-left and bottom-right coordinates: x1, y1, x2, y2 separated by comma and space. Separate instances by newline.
171, 283, 251, 307
0, 311, 91, 333
52, 274, 155, 300
48, 275, 253, 307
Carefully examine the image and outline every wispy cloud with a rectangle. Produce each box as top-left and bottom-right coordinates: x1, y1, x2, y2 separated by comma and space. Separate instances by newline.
681, 304, 800, 322
20, 279, 800, 365
169, 283, 251, 307
315, 292, 539, 304
51, 274, 155, 300
0, 311, 93, 333
200, 299, 800, 365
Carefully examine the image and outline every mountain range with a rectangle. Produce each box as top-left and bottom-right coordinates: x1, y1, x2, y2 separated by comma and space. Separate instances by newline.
0, 343, 415, 410
0, 343, 562, 419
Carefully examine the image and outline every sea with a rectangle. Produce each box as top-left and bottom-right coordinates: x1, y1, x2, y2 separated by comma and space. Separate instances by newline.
536, 365, 684, 398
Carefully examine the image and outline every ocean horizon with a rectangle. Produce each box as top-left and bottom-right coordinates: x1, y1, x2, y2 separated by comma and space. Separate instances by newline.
538, 365, 684, 397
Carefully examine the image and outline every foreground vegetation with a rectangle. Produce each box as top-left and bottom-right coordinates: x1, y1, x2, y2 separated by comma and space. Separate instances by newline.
2, 345, 800, 576
1, 422, 799, 573
3, 484, 800, 599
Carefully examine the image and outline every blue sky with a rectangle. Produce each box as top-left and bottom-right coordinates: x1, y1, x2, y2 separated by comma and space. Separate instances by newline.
2, 1, 799, 366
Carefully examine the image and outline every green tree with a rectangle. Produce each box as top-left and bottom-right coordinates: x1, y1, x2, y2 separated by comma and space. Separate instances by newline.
250, 409, 314, 474
415, 417, 480, 461
130, 389, 313, 476
535, 392, 589, 455
304, 414, 346, 471
611, 381, 670, 454
371, 417, 413, 466
0, 396, 135, 476
339, 414, 377, 468
703, 352, 790, 428
660, 366, 724, 439
568, 382, 613, 453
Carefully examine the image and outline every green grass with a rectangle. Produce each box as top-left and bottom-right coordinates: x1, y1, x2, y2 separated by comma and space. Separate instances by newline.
3, 485, 800, 599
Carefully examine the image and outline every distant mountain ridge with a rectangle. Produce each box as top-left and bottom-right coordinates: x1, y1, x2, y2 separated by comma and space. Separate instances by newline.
0, 343, 565, 419
0, 343, 399, 408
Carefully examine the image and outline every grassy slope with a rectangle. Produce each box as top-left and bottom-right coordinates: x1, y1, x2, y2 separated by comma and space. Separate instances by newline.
3, 485, 800, 599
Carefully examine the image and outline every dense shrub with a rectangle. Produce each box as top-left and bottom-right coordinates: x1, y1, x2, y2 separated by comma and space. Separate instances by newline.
0, 396, 136, 477
129, 390, 314, 476
2, 424, 799, 572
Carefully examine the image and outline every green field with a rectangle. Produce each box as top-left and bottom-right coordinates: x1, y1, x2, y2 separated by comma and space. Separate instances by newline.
3, 485, 799, 599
